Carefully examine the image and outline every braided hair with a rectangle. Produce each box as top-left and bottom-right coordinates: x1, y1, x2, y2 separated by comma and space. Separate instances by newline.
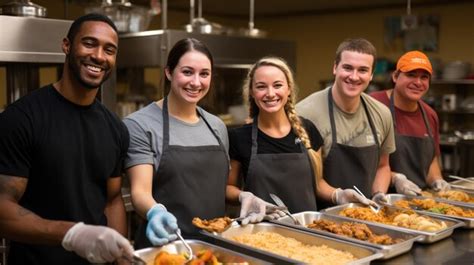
242, 57, 323, 180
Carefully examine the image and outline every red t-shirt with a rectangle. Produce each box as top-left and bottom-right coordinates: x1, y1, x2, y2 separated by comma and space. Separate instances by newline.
370, 90, 441, 156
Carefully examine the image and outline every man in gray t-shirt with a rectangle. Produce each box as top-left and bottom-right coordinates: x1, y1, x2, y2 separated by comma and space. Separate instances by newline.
297, 38, 395, 203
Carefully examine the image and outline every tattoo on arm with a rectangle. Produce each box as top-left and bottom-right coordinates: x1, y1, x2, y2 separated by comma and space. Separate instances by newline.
0, 174, 27, 201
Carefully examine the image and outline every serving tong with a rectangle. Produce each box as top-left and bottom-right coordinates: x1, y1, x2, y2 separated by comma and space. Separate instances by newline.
269, 193, 301, 225
353, 186, 382, 214
448, 175, 474, 184
176, 229, 195, 262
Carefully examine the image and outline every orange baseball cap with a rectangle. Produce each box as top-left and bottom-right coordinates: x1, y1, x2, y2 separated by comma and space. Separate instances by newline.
396, 51, 433, 75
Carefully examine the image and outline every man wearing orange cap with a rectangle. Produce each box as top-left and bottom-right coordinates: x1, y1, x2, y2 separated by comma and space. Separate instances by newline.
371, 50, 450, 195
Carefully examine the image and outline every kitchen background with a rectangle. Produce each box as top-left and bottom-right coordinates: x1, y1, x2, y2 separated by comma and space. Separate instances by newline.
1, 0, 473, 175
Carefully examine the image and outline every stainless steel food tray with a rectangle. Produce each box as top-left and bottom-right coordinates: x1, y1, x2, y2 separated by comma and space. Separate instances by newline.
422, 188, 474, 207
385, 193, 474, 228
321, 203, 464, 243
134, 239, 270, 264
203, 222, 383, 265
270, 211, 421, 259
449, 177, 474, 191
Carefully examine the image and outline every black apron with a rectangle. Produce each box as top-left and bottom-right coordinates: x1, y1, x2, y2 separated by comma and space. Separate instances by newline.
388, 93, 435, 190
243, 118, 318, 213
323, 88, 380, 202
135, 97, 228, 249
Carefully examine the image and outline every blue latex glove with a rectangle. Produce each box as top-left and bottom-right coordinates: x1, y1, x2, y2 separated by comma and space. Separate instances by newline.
146, 204, 178, 246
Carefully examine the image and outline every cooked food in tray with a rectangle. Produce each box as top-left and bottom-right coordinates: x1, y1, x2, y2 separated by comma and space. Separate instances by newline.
307, 219, 402, 245
192, 217, 233, 233
393, 198, 474, 218
230, 231, 355, 265
154, 249, 221, 265
421, 190, 474, 203
340, 207, 447, 232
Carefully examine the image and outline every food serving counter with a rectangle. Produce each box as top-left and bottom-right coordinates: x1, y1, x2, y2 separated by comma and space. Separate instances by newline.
200, 226, 473, 265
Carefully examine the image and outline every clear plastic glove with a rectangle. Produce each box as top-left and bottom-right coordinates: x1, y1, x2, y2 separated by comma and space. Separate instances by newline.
263, 205, 287, 221
332, 188, 373, 206
372, 192, 389, 204
392, 173, 422, 196
431, 179, 451, 192
146, 204, 178, 246
62, 222, 133, 263
239, 191, 278, 225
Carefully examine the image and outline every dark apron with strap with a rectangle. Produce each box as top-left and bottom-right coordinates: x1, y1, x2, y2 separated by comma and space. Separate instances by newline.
135, 97, 228, 249
323, 88, 380, 202
243, 118, 318, 213
388, 94, 435, 190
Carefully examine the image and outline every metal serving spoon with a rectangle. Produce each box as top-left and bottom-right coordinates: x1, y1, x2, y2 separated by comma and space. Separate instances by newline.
269, 193, 301, 225
353, 186, 382, 214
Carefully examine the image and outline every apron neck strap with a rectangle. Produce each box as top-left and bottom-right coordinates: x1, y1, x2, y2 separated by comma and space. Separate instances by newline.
389, 91, 433, 138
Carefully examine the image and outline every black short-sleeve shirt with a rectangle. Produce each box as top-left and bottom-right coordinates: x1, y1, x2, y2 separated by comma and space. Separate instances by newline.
228, 117, 323, 179
0, 85, 129, 265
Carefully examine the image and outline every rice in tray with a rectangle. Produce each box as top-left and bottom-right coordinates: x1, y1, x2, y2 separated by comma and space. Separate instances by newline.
230, 231, 356, 265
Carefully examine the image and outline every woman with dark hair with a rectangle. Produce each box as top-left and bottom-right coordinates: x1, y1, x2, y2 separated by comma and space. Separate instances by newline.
123, 38, 275, 249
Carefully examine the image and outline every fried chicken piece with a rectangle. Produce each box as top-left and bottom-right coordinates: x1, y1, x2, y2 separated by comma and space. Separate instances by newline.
192, 217, 233, 233
307, 220, 397, 245
154, 251, 186, 265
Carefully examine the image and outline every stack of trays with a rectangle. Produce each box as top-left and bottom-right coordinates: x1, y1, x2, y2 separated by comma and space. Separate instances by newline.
384, 194, 474, 228
203, 222, 383, 264
270, 211, 421, 259
134, 240, 270, 264
321, 203, 464, 243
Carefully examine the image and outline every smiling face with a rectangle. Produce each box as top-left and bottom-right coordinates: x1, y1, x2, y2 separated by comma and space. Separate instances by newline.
332, 50, 374, 100
64, 21, 118, 90
250, 65, 290, 115
393, 69, 431, 102
166, 50, 212, 105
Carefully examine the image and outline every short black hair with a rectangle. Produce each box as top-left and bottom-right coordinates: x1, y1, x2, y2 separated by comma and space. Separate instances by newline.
66, 13, 118, 42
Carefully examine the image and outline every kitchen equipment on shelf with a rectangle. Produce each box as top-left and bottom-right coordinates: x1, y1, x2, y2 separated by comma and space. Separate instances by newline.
442, 61, 471, 80
85, 0, 160, 33
0, 0, 46, 17
184, 0, 226, 34
239, 0, 267, 38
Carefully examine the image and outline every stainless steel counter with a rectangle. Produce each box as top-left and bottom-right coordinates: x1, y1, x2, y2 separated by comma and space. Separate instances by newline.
374, 229, 474, 265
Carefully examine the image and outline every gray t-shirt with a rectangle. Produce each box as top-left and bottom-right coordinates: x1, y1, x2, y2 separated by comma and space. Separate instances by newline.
123, 102, 229, 170
296, 87, 395, 159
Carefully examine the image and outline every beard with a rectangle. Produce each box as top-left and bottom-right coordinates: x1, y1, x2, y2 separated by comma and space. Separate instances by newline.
67, 50, 112, 90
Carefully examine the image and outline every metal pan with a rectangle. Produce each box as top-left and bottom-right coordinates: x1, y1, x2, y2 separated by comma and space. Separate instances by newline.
270, 211, 421, 259
203, 222, 383, 265
450, 177, 474, 191
384, 193, 474, 228
422, 188, 474, 207
134, 239, 270, 265
321, 203, 464, 243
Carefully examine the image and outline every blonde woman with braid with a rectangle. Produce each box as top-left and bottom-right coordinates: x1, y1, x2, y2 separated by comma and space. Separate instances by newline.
226, 57, 374, 221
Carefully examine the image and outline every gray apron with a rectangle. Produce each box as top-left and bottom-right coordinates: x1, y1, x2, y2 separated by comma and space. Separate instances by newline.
244, 118, 318, 213
323, 88, 380, 201
135, 97, 228, 248
388, 94, 435, 189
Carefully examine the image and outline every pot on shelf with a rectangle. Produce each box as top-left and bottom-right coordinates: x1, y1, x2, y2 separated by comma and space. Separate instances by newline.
85, 0, 160, 33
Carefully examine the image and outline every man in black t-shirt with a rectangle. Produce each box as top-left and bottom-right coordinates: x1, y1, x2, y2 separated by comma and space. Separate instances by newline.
0, 13, 133, 265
